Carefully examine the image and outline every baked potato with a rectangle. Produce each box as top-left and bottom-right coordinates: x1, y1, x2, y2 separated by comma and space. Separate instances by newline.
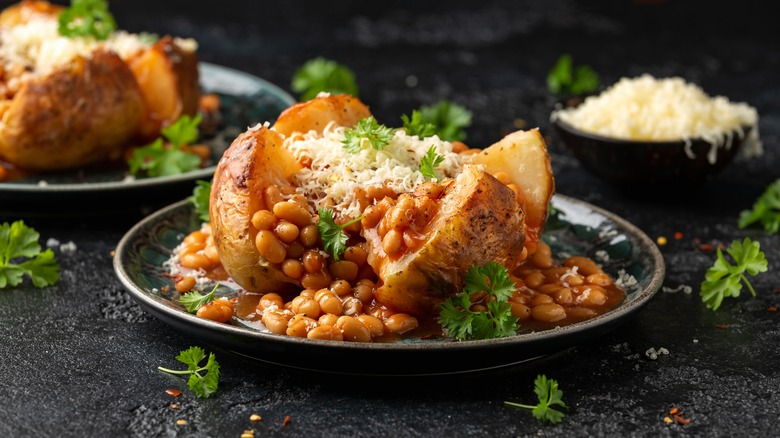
0, 0, 200, 171
208, 93, 554, 318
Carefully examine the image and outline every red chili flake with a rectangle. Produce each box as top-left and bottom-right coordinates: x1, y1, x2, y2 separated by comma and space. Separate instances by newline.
768, 307, 777, 312
714, 324, 730, 329
669, 407, 679, 415
170, 403, 180, 409
161, 285, 170, 293
698, 243, 714, 252
165, 389, 183, 397
673, 414, 692, 425
674, 232, 684, 240
283, 415, 291, 427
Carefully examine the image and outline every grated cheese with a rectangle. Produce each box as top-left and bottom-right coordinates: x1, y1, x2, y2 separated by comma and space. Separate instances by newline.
283, 121, 467, 219
552, 74, 761, 164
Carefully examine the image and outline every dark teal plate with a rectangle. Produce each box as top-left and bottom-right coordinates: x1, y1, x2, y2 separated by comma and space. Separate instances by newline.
113, 195, 665, 375
0, 63, 295, 215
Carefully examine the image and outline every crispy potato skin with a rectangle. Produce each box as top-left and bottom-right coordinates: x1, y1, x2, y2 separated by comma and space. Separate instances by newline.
210, 126, 302, 294
0, 50, 145, 171
367, 165, 526, 315
0, 0, 61, 26
273, 94, 371, 137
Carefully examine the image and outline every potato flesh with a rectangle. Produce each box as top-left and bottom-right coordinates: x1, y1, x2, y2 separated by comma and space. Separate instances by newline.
367, 165, 526, 316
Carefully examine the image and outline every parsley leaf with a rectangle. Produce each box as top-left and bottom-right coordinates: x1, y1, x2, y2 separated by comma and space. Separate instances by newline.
178, 284, 217, 313
342, 116, 394, 154
58, 0, 116, 40
401, 110, 438, 139
0, 221, 60, 289
127, 114, 203, 178
291, 57, 359, 101
416, 100, 472, 142
547, 54, 599, 96
188, 180, 212, 222
317, 209, 363, 261
738, 179, 780, 233
700, 237, 768, 310
419, 146, 445, 180
438, 261, 518, 340
505, 375, 569, 424
158, 346, 220, 398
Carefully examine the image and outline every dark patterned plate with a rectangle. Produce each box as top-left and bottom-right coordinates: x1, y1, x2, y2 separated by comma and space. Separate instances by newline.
114, 194, 665, 375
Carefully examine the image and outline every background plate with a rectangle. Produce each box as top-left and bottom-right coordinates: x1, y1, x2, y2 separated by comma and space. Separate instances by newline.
0, 62, 295, 216
114, 194, 665, 375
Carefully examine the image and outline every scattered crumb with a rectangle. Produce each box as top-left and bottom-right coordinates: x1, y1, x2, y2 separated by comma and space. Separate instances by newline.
176, 419, 187, 426
165, 389, 182, 397
693, 339, 699, 343
59, 241, 77, 254
656, 236, 667, 246
594, 250, 610, 263
645, 347, 670, 360
169, 403, 180, 409
663, 416, 674, 424
662, 284, 692, 294
38, 180, 48, 187
283, 415, 291, 427
405, 75, 418, 87
122, 174, 136, 183
46, 238, 60, 248
249, 414, 262, 422
241, 430, 255, 438
714, 324, 730, 329
615, 269, 638, 290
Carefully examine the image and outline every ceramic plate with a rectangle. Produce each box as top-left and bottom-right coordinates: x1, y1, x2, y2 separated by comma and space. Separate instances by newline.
0, 63, 295, 215
114, 195, 665, 375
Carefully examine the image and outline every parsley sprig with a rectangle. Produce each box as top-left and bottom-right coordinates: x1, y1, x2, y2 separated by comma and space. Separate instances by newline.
700, 237, 768, 310
738, 179, 780, 233
419, 146, 445, 180
401, 110, 437, 139
178, 284, 217, 313
409, 100, 472, 142
317, 209, 363, 261
505, 375, 569, 424
438, 262, 518, 340
188, 180, 212, 222
158, 346, 220, 398
342, 116, 393, 154
292, 58, 359, 101
547, 54, 599, 96
0, 221, 59, 289
58, 0, 116, 40
128, 114, 203, 178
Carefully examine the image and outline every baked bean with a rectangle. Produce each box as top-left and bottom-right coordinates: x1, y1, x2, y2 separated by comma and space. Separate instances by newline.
329, 260, 358, 282
576, 287, 607, 307
561, 271, 584, 287
509, 302, 531, 320
263, 185, 284, 209
301, 271, 331, 290
412, 196, 437, 228
353, 280, 375, 304
174, 275, 197, 292
586, 273, 613, 287
470, 304, 488, 312
343, 246, 368, 266
299, 225, 320, 247
336, 316, 372, 342
382, 229, 403, 256
291, 296, 321, 319
257, 293, 284, 311
361, 205, 383, 229
531, 303, 566, 322
413, 181, 443, 199
286, 241, 305, 259
180, 252, 212, 270
251, 210, 276, 230
564, 256, 603, 277
368, 305, 394, 321
318, 292, 344, 315
553, 288, 574, 306
273, 201, 312, 228
451, 141, 468, 153
342, 296, 363, 316
286, 314, 317, 337
508, 292, 530, 305
531, 293, 554, 306
289, 194, 309, 209
384, 313, 418, 334
318, 313, 339, 326
178, 241, 205, 258
523, 271, 546, 288
274, 221, 299, 243
387, 196, 415, 229
183, 230, 207, 245
330, 279, 353, 297
203, 245, 220, 263
261, 308, 292, 334
537, 283, 562, 294
403, 230, 424, 251
528, 242, 553, 269
566, 307, 597, 320
357, 315, 384, 337
307, 325, 344, 341
196, 299, 234, 323
255, 230, 286, 264
354, 187, 370, 212
302, 250, 324, 274
281, 259, 304, 279
299, 288, 316, 298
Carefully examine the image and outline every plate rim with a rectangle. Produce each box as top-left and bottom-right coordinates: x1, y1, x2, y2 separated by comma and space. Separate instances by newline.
113, 194, 666, 354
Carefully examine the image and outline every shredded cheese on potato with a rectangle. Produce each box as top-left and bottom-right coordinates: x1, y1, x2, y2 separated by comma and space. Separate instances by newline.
552, 74, 761, 163
283, 122, 466, 219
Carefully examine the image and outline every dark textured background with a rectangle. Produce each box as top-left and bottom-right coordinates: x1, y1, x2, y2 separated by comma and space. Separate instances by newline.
1, 0, 779, 436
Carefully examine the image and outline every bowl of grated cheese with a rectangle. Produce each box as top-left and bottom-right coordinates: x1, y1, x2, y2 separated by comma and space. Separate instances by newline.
550, 74, 761, 187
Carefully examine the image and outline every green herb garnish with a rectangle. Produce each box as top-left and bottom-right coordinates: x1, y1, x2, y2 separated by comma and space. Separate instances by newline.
317, 208, 363, 261
700, 237, 768, 310
58, 0, 116, 40
738, 179, 780, 233
547, 54, 599, 96
0, 221, 59, 289
438, 261, 518, 340
415, 100, 472, 142
401, 110, 437, 139
128, 114, 203, 178
342, 116, 393, 154
505, 375, 569, 424
158, 346, 220, 398
188, 180, 212, 222
178, 284, 217, 313
419, 145, 445, 180
291, 57, 359, 101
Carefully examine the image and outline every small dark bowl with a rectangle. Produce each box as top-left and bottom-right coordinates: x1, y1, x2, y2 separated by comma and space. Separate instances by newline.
552, 114, 752, 188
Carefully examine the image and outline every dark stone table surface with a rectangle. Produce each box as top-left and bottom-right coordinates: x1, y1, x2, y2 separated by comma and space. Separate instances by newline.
1, 0, 779, 436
